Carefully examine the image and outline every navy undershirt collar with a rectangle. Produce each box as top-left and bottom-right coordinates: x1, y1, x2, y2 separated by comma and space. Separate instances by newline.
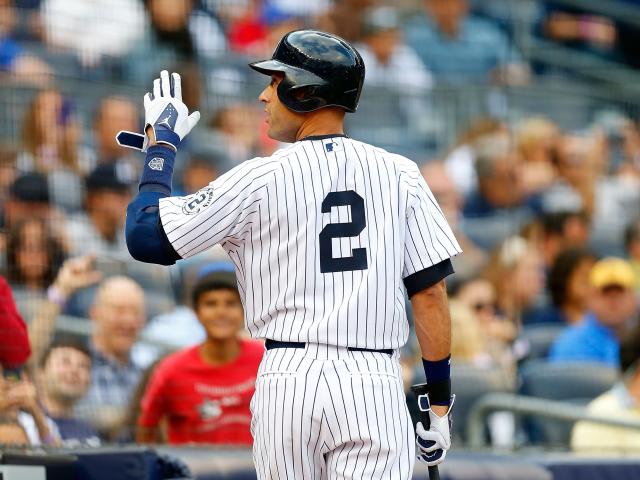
299, 133, 348, 141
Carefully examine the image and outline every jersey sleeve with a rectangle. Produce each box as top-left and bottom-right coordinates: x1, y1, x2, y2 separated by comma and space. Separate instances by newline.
402, 164, 462, 294
158, 157, 279, 259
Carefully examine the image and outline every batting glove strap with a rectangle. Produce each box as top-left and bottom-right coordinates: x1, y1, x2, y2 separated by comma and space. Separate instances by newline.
139, 145, 176, 195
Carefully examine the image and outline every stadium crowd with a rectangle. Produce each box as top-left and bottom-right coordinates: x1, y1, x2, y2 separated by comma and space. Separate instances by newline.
1, 0, 640, 453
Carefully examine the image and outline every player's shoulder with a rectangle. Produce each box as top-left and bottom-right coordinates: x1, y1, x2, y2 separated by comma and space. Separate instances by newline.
349, 138, 421, 175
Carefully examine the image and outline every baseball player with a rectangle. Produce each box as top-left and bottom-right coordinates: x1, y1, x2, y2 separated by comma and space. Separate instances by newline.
120, 30, 460, 479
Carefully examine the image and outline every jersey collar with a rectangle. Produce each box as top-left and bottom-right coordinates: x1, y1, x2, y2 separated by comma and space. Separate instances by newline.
299, 134, 348, 141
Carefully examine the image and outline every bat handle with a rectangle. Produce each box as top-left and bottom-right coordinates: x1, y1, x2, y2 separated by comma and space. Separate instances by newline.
411, 384, 441, 480
428, 465, 441, 480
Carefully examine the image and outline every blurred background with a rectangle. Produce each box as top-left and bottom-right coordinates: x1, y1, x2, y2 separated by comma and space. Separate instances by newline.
2, 0, 640, 479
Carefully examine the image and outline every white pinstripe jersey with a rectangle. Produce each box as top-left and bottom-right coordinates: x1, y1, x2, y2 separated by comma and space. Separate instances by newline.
159, 135, 462, 349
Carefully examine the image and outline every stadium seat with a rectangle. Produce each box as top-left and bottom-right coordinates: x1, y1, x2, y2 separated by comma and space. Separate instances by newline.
518, 324, 565, 361
518, 360, 619, 446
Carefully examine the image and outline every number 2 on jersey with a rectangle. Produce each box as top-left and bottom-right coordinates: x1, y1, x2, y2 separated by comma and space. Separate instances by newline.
319, 190, 368, 273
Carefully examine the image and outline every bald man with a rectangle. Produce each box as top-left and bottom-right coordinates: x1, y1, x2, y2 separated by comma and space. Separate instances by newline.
74, 275, 146, 436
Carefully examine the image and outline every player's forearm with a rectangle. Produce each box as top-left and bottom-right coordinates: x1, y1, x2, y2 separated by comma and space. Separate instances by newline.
411, 280, 451, 361
411, 280, 452, 410
125, 145, 181, 265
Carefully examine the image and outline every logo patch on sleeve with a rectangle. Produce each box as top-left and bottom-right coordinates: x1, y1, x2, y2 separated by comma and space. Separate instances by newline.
182, 188, 214, 215
148, 157, 165, 171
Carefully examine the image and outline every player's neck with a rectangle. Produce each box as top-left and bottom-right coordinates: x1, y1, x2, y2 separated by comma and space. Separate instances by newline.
199, 337, 242, 366
295, 109, 345, 141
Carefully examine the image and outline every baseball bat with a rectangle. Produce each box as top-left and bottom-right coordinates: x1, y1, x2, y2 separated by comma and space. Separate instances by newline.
411, 383, 440, 480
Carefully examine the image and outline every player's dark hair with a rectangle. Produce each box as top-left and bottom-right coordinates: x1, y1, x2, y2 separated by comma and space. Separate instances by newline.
39, 337, 92, 369
191, 277, 239, 308
547, 247, 596, 308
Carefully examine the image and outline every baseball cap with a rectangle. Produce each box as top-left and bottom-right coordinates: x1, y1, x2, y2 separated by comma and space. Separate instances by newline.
589, 257, 636, 289
10, 172, 50, 204
196, 261, 237, 287
85, 163, 134, 192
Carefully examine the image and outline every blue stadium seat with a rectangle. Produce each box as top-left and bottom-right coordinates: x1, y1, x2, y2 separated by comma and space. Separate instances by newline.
518, 360, 619, 446
518, 324, 565, 361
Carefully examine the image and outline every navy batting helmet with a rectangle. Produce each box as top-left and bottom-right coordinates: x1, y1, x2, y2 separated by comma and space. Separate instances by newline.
249, 30, 365, 113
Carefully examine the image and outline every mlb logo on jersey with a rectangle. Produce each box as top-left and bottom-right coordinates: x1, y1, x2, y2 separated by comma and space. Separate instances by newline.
324, 139, 344, 153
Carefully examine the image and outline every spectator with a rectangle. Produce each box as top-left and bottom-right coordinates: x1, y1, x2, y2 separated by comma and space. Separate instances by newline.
461, 137, 534, 249
18, 89, 87, 211
28, 255, 101, 368
542, 2, 617, 56
5, 218, 66, 318
549, 257, 637, 367
0, 0, 51, 85
36, 339, 100, 446
404, 0, 528, 85
571, 324, 640, 452
0, 372, 60, 446
75, 276, 146, 436
530, 248, 596, 325
0, 274, 30, 369
174, 149, 222, 197
0, 419, 29, 445
66, 164, 134, 260
228, 2, 303, 57
356, 6, 432, 92
316, 0, 376, 42
626, 219, 640, 290
444, 117, 508, 197
538, 211, 590, 269
41, 0, 145, 67
542, 133, 601, 217
137, 271, 263, 445
448, 299, 488, 366
483, 236, 546, 326
28, 262, 144, 437
0, 147, 17, 218
516, 117, 560, 197
2, 172, 53, 231
420, 161, 486, 280
453, 277, 516, 372
206, 103, 268, 166
126, 0, 225, 84
91, 95, 139, 168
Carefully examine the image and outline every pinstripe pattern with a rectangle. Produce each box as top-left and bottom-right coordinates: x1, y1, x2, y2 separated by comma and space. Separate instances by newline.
158, 136, 461, 479
158, 136, 461, 350
251, 346, 414, 480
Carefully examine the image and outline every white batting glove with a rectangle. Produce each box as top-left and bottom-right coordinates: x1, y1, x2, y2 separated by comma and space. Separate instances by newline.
415, 395, 455, 467
116, 70, 200, 152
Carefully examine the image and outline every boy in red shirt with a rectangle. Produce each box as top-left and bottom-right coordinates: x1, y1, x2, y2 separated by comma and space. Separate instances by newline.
137, 269, 263, 445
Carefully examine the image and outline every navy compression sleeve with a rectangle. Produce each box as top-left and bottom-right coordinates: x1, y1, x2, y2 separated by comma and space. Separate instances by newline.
125, 145, 181, 265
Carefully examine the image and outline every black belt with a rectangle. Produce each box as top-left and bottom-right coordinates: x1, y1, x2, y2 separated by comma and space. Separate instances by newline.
265, 339, 393, 356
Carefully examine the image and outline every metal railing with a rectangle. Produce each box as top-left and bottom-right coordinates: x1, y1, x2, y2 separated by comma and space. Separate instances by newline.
467, 392, 640, 449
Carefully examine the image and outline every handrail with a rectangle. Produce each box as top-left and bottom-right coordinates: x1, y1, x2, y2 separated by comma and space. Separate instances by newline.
467, 392, 640, 449
526, 39, 640, 99
548, 0, 640, 28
